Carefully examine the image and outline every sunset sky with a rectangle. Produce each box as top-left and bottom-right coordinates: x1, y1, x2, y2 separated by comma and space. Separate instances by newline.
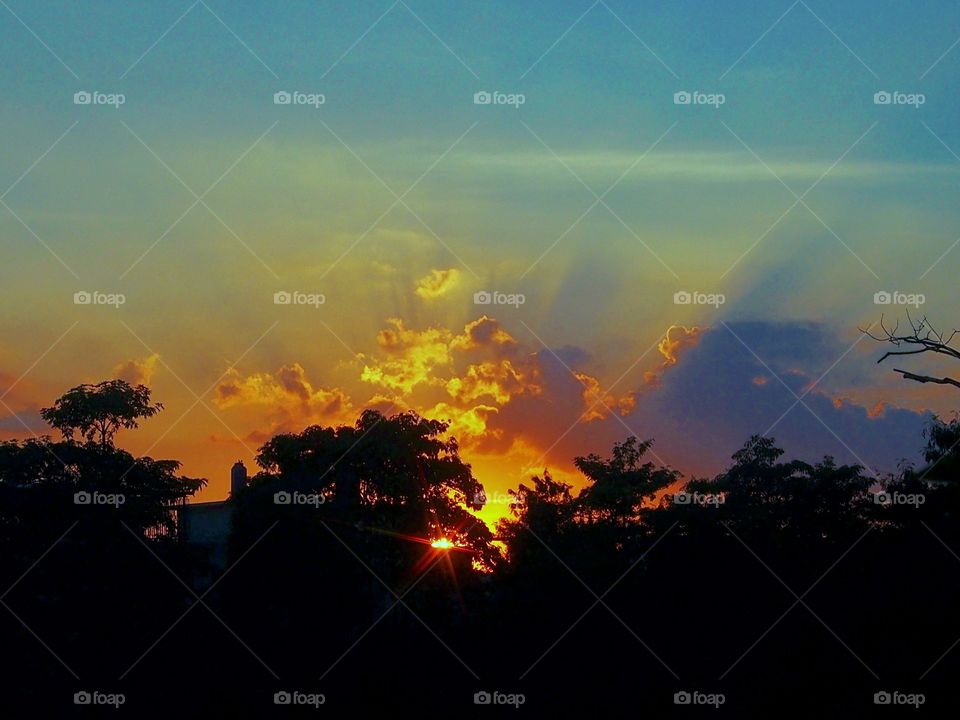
3, 0, 960, 526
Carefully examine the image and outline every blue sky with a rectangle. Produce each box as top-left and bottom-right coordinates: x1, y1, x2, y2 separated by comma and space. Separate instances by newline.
2, 1, 960, 514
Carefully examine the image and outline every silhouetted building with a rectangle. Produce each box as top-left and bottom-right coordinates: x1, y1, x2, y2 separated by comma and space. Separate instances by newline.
175, 461, 249, 571
230, 459, 248, 497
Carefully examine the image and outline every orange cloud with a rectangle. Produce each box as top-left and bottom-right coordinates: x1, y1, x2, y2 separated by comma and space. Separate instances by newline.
451, 316, 518, 354
447, 359, 539, 404
574, 372, 636, 421
113, 354, 159, 386
214, 362, 353, 433
415, 268, 461, 299
423, 402, 501, 445
658, 325, 703, 365
642, 325, 704, 389
361, 316, 527, 396
360, 319, 453, 393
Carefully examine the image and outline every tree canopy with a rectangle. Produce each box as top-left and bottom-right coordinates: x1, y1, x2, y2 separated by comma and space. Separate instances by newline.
39, 379, 163, 446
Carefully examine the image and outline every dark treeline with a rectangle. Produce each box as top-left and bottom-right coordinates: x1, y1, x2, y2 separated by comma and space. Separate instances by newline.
2, 379, 960, 717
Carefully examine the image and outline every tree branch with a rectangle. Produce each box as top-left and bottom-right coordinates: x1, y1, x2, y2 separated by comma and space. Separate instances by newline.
893, 368, 960, 389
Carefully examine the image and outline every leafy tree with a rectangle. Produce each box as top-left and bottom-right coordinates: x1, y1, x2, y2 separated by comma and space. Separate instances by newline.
574, 436, 679, 526
40, 379, 163, 446
242, 409, 500, 571
697, 435, 872, 541
498, 438, 679, 577
0, 438, 204, 539
496, 470, 575, 567
913, 413, 960, 481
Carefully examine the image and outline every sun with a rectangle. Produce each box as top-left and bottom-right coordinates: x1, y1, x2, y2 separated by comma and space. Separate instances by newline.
430, 538, 454, 549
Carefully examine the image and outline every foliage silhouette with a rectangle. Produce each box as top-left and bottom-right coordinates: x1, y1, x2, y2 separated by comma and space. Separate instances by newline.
2, 381, 960, 715
40, 379, 163, 447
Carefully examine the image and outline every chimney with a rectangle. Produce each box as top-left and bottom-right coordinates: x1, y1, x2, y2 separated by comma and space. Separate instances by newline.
230, 460, 248, 498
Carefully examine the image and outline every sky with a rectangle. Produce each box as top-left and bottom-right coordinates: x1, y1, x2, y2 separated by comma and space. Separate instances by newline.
2, 0, 960, 527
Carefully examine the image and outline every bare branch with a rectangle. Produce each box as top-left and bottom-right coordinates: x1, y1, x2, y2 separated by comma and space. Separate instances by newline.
893, 369, 960, 389
867, 313, 960, 390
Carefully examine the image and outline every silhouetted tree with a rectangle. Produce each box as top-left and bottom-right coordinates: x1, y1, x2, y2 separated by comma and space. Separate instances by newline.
684, 435, 873, 541
496, 470, 574, 568
575, 436, 679, 526
40, 379, 163, 446
2, 382, 202, 541
239, 409, 500, 571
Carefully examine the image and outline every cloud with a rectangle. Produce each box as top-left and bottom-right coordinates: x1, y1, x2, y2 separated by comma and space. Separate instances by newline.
214, 362, 353, 436
209, 319, 928, 496
447, 359, 539, 404
414, 268, 461, 299
658, 325, 703, 366
0, 371, 51, 438
113, 354, 160, 386
423, 402, 501, 446
624, 321, 930, 476
466, 321, 928, 484
574, 372, 636, 422
450, 316, 517, 354
642, 325, 704, 388
457, 149, 954, 184
360, 319, 454, 393
361, 316, 529, 396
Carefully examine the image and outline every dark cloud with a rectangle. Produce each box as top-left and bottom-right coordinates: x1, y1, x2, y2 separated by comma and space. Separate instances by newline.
485, 321, 928, 479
